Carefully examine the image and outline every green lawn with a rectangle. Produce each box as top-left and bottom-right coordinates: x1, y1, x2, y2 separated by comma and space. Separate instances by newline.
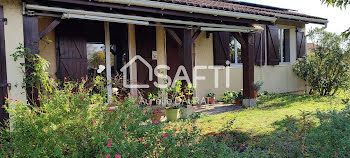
194, 93, 347, 144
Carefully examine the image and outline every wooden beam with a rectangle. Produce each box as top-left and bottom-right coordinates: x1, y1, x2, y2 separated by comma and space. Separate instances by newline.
39, 19, 61, 39
23, 16, 40, 54
33, 0, 273, 25
183, 29, 192, 81
166, 28, 182, 47
241, 33, 255, 99
231, 32, 246, 46
191, 29, 201, 44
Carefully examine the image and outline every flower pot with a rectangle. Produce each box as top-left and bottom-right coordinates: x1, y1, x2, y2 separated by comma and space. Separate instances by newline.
165, 108, 180, 121
206, 97, 215, 104
234, 99, 242, 106
241, 90, 259, 99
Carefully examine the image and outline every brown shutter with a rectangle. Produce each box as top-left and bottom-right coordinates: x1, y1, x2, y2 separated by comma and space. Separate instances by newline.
0, 6, 9, 125
213, 32, 230, 65
296, 28, 306, 58
254, 30, 265, 66
283, 29, 291, 62
56, 22, 88, 80
266, 25, 280, 65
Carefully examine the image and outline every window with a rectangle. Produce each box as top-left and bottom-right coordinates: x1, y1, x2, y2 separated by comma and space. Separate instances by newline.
278, 28, 290, 63
229, 36, 242, 65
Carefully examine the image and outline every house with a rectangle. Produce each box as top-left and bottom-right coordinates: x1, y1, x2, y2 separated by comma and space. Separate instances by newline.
0, 0, 327, 123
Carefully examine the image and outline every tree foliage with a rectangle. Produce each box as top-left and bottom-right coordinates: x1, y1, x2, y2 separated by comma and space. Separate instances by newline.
320, 0, 350, 38
293, 28, 350, 95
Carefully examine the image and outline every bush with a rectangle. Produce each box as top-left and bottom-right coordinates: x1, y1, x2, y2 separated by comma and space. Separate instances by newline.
0, 77, 234, 157
221, 91, 241, 104
293, 28, 350, 96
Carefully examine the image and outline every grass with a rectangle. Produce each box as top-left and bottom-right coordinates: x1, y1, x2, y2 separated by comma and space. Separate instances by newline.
191, 92, 348, 146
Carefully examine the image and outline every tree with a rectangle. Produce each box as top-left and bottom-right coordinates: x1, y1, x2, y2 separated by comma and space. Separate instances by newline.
293, 28, 350, 95
320, 0, 350, 37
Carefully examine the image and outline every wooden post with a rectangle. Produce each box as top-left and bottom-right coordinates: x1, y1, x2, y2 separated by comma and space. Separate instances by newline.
241, 33, 257, 107
183, 29, 192, 82
104, 22, 112, 102
128, 24, 137, 97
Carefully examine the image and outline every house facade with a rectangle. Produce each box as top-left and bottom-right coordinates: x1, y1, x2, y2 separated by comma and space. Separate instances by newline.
0, 0, 327, 123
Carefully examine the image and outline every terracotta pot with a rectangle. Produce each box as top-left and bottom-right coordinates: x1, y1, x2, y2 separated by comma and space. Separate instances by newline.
241, 90, 259, 99
206, 97, 215, 104
152, 112, 163, 121
235, 99, 242, 106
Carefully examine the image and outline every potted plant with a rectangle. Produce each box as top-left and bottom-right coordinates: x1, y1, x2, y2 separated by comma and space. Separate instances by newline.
234, 92, 243, 105
241, 81, 264, 98
165, 80, 184, 121
254, 81, 263, 98
206, 93, 216, 104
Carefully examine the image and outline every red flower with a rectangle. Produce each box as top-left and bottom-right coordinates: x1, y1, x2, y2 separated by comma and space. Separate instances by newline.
212, 133, 216, 136
107, 143, 111, 147
162, 134, 168, 138
321, 147, 324, 150
194, 126, 198, 129
92, 120, 97, 124
0, 144, 3, 146
153, 120, 159, 124
109, 139, 112, 143
125, 133, 128, 136
153, 110, 159, 114
221, 134, 226, 137
9, 98, 13, 101
15, 99, 18, 102
193, 119, 196, 123
115, 155, 121, 158
158, 140, 162, 143
144, 144, 149, 147
80, 98, 83, 100
61, 124, 65, 126
336, 154, 338, 157
230, 121, 234, 124
226, 138, 229, 141
106, 154, 110, 158
8, 151, 12, 153
83, 133, 86, 138
72, 153, 76, 156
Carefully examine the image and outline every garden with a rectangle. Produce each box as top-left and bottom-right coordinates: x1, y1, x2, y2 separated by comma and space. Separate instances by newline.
0, 27, 350, 158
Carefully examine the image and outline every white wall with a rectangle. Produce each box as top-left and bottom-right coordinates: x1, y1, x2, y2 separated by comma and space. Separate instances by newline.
0, 0, 26, 102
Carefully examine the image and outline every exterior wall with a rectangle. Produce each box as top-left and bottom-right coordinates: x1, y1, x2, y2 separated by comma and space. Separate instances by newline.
0, 0, 26, 102
38, 16, 57, 78
194, 28, 306, 100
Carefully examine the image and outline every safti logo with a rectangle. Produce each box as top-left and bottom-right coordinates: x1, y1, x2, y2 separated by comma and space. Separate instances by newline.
120, 56, 231, 89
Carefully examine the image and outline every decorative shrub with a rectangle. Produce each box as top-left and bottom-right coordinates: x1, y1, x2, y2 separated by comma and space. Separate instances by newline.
293, 28, 350, 96
0, 78, 234, 157
222, 91, 240, 104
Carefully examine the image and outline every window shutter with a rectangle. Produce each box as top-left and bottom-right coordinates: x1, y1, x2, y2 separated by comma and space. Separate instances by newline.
254, 30, 265, 66
56, 22, 88, 80
213, 32, 230, 66
283, 29, 291, 62
296, 28, 306, 58
266, 25, 280, 65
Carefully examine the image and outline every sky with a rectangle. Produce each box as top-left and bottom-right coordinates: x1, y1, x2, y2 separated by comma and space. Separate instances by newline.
241, 0, 350, 35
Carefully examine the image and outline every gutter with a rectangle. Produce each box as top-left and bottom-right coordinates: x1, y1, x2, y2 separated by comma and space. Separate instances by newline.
96, 0, 277, 22
26, 4, 260, 31
97, 0, 328, 25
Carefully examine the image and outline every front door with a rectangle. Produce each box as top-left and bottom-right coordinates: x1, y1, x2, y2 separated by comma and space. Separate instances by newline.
0, 6, 9, 126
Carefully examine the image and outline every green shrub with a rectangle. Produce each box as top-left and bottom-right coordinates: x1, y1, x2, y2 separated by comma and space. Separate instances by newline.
293, 28, 350, 96
0, 77, 234, 157
222, 91, 241, 104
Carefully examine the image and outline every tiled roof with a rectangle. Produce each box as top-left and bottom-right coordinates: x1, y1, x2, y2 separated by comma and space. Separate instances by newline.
152, 0, 327, 20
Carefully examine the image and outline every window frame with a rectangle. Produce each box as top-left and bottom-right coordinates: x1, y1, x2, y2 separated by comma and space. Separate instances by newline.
278, 27, 291, 65
229, 37, 243, 67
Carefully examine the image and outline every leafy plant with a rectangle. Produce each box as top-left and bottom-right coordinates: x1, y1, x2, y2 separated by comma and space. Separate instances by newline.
222, 91, 240, 104
0, 77, 234, 157
293, 28, 350, 95
254, 81, 264, 91
207, 93, 215, 98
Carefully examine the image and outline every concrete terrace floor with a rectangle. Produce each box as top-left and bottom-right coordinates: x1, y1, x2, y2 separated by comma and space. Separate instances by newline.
193, 102, 243, 115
